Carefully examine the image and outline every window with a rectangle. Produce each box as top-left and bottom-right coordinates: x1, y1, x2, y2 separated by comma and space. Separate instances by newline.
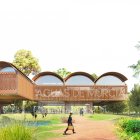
65, 75, 94, 85
96, 76, 125, 85
35, 75, 63, 85
0, 67, 16, 72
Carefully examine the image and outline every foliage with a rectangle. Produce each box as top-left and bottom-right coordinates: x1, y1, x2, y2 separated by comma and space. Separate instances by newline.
125, 120, 140, 133
106, 101, 127, 114
3, 105, 13, 113
13, 49, 41, 76
14, 100, 23, 112
116, 118, 140, 140
129, 42, 140, 78
0, 114, 65, 140
0, 121, 36, 140
55, 68, 71, 78
91, 73, 98, 79
24, 101, 38, 112
129, 60, 140, 78
129, 84, 140, 115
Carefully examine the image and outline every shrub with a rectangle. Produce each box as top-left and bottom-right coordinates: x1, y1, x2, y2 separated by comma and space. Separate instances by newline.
117, 118, 130, 130
117, 118, 140, 140
131, 132, 140, 140
125, 120, 140, 133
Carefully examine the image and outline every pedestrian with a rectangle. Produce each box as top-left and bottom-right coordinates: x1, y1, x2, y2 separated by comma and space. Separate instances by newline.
34, 111, 37, 119
80, 108, 84, 116
81, 108, 84, 116
80, 108, 82, 116
63, 112, 76, 135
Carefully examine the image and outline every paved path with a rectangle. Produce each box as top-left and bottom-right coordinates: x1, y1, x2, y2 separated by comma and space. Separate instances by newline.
52, 116, 118, 140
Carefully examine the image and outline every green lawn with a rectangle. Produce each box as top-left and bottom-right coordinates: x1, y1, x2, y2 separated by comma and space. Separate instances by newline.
36, 125, 64, 140
87, 113, 127, 121
0, 113, 66, 123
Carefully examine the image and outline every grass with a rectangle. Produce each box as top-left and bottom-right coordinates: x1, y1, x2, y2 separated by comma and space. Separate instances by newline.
0, 114, 66, 140
2, 113, 134, 140
0, 113, 66, 124
87, 113, 127, 121
36, 125, 64, 140
0, 121, 36, 140
37, 131, 62, 140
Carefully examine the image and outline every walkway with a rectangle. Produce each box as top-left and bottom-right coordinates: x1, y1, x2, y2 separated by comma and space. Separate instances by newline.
52, 115, 118, 140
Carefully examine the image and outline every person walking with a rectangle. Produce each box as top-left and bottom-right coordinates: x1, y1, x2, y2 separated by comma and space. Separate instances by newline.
34, 110, 37, 120
81, 108, 84, 116
63, 112, 76, 135
80, 108, 84, 116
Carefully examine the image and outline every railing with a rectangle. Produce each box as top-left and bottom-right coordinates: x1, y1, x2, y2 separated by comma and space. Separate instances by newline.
34, 85, 127, 101
0, 72, 17, 94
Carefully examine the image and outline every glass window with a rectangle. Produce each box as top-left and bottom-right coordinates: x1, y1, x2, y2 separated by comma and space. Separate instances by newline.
35, 75, 63, 85
0, 67, 16, 72
65, 75, 94, 85
96, 76, 125, 85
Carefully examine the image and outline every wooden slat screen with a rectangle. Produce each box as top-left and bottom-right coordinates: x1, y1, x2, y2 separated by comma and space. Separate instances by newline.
0, 72, 17, 94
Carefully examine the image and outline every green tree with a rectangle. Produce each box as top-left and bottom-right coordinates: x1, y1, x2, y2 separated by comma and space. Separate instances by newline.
91, 73, 98, 79
13, 50, 41, 113
129, 84, 140, 115
24, 101, 37, 112
56, 68, 71, 78
106, 101, 126, 114
14, 100, 23, 112
129, 42, 140, 78
129, 60, 140, 78
13, 49, 41, 76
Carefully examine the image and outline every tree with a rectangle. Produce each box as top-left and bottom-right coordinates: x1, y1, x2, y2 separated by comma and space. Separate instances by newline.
25, 101, 37, 112
106, 101, 126, 114
14, 100, 23, 113
13, 50, 41, 114
129, 60, 140, 78
129, 42, 140, 78
13, 49, 41, 76
56, 68, 71, 78
91, 73, 98, 79
129, 84, 140, 115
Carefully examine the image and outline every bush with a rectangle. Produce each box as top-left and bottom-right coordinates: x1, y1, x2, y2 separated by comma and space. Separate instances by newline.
117, 118, 140, 140
117, 118, 130, 130
125, 120, 140, 133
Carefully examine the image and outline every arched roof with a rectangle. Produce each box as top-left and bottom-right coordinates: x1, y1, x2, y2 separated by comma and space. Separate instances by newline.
65, 72, 95, 82
32, 71, 64, 83
95, 72, 128, 83
0, 61, 18, 72
0, 61, 33, 83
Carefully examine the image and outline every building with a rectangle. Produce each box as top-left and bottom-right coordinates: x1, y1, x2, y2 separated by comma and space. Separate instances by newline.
0, 61, 128, 113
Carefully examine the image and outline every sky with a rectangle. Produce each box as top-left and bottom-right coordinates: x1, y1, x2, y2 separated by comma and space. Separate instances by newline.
0, 0, 140, 91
